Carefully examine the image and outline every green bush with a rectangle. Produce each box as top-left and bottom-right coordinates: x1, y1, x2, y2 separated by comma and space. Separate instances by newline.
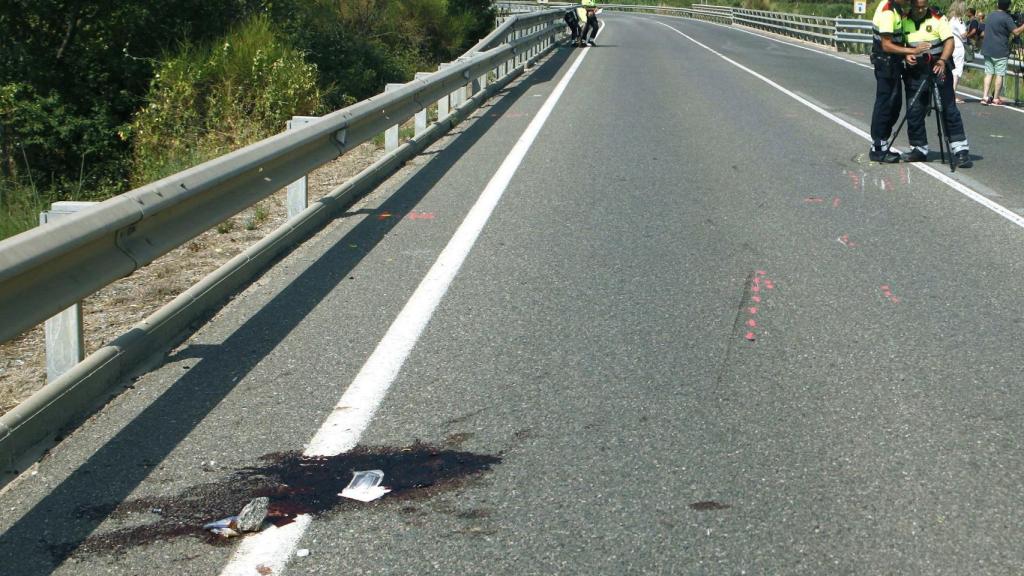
128, 15, 323, 186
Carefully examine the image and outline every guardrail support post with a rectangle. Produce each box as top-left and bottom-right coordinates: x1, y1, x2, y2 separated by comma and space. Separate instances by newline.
437, 63, 452, 122
285, 116, 318, 219
40, 202, 96, 382
414, 73, 431, 136
384, 83, 404, 152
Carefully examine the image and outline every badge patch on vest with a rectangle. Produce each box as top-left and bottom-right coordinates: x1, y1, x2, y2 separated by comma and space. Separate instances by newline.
926, 24, 933, 32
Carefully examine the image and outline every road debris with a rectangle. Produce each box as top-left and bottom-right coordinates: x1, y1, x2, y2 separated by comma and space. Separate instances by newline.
296, 549, 310, 557
203, 497, 270, 537
340, 469, 391, 502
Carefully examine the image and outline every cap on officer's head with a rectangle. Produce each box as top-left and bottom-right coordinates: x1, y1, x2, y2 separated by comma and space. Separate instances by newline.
999, 0, 1011, 10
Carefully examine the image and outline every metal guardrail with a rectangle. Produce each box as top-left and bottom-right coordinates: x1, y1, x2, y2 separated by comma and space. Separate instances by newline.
0, 8, 566, 482
734, 8, 834, 45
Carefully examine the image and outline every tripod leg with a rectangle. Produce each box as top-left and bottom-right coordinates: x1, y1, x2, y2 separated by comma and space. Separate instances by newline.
932, 81, 947, 166
933, 74, 958, 171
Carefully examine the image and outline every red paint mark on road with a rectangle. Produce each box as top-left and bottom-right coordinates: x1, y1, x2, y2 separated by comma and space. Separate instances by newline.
742, 271, 777, 342
832, 197, 841, 208
804, 197, 825, 204
838, 234, 857, 248
880, 284, 900, 304
407, 212, 435, 220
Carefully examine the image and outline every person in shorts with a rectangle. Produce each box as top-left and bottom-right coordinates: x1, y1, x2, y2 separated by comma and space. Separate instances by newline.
979, 0, 1024, 105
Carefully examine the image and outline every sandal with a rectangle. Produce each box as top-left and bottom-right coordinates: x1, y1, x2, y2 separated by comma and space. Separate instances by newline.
980, 97, 992, 105
993, 97, 1006, 105
955, 98, 966, 104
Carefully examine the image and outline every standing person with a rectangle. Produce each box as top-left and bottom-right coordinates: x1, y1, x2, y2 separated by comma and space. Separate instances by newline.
869, 0, 929, 162
564, 7, 581, 46
948, 2, 968, 103
964, 8, 980, 52
901, 0, 972, 168
979, 0, 1024, 105
581, 0, 600, 46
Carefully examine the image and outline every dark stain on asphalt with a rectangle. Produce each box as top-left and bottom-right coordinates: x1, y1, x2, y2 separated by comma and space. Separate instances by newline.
690, 501, 731, 511
68, 442, 501, 556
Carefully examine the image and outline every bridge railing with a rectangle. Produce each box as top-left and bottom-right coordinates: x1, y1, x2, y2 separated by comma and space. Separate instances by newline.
0, 8, 566, 482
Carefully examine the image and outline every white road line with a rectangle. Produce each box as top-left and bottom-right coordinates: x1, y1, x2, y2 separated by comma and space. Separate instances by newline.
656, 22, 1024, 230
218, 25, 604, 576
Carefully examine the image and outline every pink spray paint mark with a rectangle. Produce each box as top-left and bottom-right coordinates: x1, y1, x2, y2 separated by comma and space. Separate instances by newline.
746, 319, 757, 328
745, 332, 756, 341
804, 197, 824, 204
752, 295, 761, 303
749, 307, 758, 314
833, 197, 841, 208
751, 285, 760, 293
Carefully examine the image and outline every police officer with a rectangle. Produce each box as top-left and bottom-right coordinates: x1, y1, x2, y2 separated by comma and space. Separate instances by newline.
870, 0, 930, 162
575, 5, 589, 47
901, 0, 972, 168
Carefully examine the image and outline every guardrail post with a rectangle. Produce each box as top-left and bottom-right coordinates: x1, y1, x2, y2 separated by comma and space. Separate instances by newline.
452, 58, 469, 110
285, 116, 318, 218
437, 63, 452, 122
414, 72, 431, 136
384, 83, 404, 152
40, 201, 96, 382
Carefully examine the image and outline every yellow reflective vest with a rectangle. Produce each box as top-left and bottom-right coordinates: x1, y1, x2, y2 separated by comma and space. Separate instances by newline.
902, 8, 953, 57
872, 1, 907, 55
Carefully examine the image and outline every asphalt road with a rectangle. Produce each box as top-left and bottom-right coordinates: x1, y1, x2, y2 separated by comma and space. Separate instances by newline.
4, 13, 1024, 575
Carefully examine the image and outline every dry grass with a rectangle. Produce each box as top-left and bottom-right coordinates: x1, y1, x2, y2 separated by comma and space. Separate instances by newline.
0, 142, 382, 416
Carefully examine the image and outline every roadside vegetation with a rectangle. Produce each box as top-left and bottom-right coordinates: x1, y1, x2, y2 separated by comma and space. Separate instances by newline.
0, 0, 494, 240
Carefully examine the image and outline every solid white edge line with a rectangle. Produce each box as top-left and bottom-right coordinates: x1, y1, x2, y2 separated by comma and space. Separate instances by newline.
218, 24, 604, 576
645, 13, 1024, 109
656, 21, 1024, 230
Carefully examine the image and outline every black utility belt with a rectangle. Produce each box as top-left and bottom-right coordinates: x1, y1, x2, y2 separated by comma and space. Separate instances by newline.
870, 52, 902, 64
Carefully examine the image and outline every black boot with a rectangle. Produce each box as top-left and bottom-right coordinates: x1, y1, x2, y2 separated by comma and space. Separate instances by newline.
869, 148, 901, 163
953, 150, 973, 169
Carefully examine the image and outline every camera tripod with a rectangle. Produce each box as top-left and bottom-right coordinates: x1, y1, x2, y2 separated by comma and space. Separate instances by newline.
884, 68, 958, 172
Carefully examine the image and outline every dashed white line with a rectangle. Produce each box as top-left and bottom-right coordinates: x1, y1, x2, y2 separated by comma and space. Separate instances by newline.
218, 24, 605, 576
656, 21, 1024, 230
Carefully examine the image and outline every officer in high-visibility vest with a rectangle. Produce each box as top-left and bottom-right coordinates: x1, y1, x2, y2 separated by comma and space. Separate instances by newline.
870, 0, 930, 162
901, 0, 972, 168
575, 5, 589, 47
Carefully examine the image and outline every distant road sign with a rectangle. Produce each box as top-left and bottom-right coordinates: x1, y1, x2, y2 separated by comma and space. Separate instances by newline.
854, 1, 867, 14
